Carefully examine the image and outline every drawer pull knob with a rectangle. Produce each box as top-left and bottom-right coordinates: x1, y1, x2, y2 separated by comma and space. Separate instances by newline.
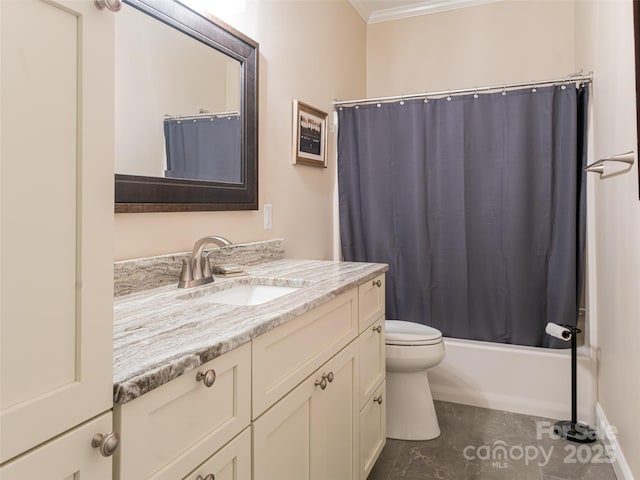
323, 371, 335, 383
373, 279, 382, 288
315, 377, 327, 390
374, 395, 383, 405
196, 475, 215, 480
373, 325, 382, 333
91, 432, 120, 457
196, 369, 216, 387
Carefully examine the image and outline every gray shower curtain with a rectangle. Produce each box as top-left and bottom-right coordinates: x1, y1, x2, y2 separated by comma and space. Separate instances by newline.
338, 85, 588, 348
164, 115, 242, 183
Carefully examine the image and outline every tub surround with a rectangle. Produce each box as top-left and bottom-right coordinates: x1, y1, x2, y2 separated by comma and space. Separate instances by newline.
114, 251, 388, 404
114, 238, 285, 297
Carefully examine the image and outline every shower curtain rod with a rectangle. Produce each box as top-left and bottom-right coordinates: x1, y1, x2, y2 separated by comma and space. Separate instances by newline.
164, 110, 239, 121
333, 72, 593, 108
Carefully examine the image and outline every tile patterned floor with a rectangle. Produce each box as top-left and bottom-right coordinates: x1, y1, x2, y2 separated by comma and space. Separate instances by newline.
368, 401, 618, 480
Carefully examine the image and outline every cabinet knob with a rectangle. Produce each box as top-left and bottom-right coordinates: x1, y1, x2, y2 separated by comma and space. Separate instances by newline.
323, 371, 335, 383
314, 377, 327, 390
196, 369, 216, 388
372, 325, 382, 333
374, 395, 383, 405
373, 279, 382, 288
196, 475, 215, 480
91, 432, 120, 457
94, 0, 122, 12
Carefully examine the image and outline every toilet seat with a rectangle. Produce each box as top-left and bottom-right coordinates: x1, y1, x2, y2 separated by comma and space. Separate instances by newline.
386, 320, 442, 346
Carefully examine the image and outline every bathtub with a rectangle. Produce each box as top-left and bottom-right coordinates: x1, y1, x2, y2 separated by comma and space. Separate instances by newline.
428, 337, 597, 424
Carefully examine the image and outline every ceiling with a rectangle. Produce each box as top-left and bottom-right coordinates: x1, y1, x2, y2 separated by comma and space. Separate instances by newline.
348, 0, 499, 24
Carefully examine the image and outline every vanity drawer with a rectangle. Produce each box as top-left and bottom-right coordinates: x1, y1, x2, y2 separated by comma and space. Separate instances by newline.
252, 289, 358, 418
182, 427, 251, 480
359, 316, 385, 408
358, 274, 385, 332
360, 381, 386, 480
115, 342, 251, 480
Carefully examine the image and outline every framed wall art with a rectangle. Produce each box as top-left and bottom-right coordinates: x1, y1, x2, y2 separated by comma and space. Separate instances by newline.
292, 100, 328, 167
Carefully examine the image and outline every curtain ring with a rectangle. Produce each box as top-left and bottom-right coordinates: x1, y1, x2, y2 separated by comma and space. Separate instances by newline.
446, 91, 452, 101
399, 96, 405, 106
473, 87, 479, 99
502, 85, 507, 96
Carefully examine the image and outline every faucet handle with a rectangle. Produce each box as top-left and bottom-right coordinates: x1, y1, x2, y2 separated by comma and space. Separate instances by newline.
201, 254, 213, 279
179, 259, 193, 283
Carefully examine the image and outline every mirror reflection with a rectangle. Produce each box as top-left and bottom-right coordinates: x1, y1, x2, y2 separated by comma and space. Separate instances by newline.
114, 3, 242, 184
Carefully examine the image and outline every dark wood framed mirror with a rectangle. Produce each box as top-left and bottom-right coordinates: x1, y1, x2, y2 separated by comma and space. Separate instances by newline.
635, 0, 640, 199
115, 0, 258, 213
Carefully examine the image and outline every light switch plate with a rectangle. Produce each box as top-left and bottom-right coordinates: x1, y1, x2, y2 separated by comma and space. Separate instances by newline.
264, 204, 272, 230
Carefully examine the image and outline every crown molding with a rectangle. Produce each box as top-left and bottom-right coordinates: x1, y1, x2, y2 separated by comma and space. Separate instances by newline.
350, 0, 501, 24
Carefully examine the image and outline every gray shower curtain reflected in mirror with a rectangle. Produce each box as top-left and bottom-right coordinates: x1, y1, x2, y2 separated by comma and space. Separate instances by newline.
164, 115, 242, 183
337, 85, 589, 348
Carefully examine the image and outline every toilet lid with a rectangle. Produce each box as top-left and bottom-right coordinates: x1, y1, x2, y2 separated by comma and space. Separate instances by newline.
385, 320, 443, 345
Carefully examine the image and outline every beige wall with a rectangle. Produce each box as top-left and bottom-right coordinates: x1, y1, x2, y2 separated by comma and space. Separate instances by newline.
114, 0, 366, 260
366, 0, 575, 96
575, 1, 640, 478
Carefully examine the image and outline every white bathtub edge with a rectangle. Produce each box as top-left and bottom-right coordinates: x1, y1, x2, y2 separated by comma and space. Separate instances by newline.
428, 338, 597, 423
431, 383, 571, 420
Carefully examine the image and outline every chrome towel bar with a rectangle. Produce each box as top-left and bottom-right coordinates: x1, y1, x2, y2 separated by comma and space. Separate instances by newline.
584, 151, 635, 175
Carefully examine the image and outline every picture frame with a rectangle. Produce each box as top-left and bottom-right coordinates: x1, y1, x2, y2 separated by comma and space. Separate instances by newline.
292, 100, 328, 167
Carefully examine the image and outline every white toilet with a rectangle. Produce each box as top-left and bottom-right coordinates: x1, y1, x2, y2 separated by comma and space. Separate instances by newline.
385, 320, 445, 440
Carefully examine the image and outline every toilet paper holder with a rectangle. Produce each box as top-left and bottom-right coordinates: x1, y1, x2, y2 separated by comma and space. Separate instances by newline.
545, 322, 596, 444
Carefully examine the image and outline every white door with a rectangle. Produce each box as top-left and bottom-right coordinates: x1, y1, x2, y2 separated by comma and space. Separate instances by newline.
0, 412, 113, 479
0, 0, 114, 463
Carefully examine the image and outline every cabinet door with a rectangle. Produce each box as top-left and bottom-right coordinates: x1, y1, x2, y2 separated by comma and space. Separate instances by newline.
253, 374, 315, 480
360, 382, 386, 480
0, 412, 113, 479
312, 340, 359, 480
359, 316, 385, 409
183, 428, 251, 480
116, 343, 251, 480
253, 340, 359, 480
0, 0, 114, 464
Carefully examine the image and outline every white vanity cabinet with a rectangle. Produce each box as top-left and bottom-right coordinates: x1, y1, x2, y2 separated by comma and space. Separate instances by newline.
252, 289, 360, 479
253, 277, 387, 480
253, 340, 360, 480
0, 0, 114, 474
114, 342, 251, 480
114, 274, 386, 480
358, 274, 387, 479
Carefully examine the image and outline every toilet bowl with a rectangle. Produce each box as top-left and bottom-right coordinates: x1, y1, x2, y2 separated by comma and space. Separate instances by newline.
385, 320, 445, 440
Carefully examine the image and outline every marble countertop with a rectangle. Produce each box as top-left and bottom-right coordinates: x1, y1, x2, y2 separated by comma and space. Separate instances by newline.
114, 259, 388, 404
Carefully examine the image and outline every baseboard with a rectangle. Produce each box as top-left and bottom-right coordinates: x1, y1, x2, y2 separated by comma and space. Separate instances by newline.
596, 402, 636, 480
432, 385, 574, 421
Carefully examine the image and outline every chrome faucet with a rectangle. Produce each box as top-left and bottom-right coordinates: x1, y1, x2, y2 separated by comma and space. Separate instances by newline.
178, 235, 232, 288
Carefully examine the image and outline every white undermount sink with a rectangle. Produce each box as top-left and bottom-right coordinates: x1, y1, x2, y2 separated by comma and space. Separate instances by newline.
188, 283, 301, 306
